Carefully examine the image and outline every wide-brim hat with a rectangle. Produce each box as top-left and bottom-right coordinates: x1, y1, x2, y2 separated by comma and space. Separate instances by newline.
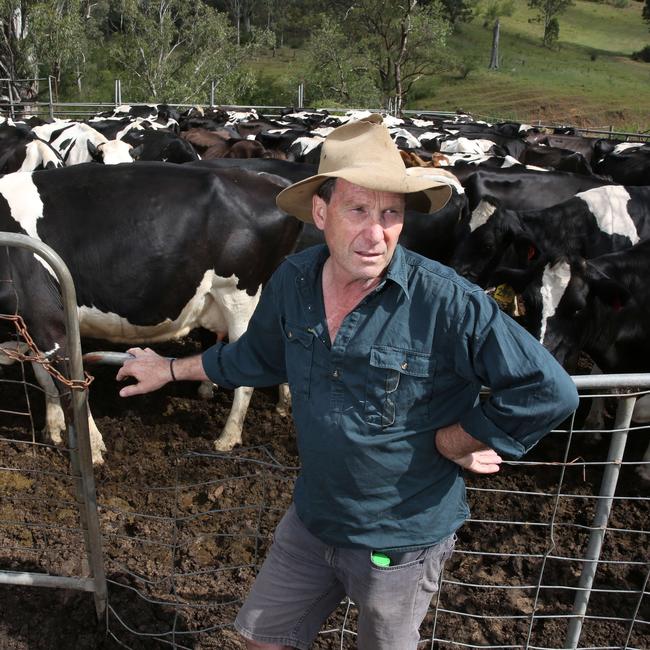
276, 113, 455, 222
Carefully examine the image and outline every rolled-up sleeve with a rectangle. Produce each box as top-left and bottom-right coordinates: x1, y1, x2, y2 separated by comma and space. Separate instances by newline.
455, 291, 579, 458
201, 268, 288, 389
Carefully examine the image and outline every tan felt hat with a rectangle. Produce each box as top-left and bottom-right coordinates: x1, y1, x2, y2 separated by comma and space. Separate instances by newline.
276, 113, 455, 223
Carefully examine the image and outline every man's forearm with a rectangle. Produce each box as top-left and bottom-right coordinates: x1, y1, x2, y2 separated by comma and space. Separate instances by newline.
435, 423, 502, 474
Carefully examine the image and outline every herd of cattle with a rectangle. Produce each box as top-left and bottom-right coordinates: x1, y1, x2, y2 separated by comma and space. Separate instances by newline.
0, 103, 648, 472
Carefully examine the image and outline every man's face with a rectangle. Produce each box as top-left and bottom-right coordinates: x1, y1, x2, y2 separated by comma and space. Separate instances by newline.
312, 179, 405, 284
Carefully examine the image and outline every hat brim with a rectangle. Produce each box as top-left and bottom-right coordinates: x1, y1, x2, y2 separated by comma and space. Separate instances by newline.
276, 168, 454, 222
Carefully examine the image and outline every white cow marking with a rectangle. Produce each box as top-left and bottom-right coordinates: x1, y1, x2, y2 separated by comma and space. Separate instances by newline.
0, 172, 45, 241
96, 139, 134, 165
612, 142, 644, 155
469, 199, 497, 232
389, 128, 420, 149
440, 137, 495, 155
77, 270, 260, 344
404, 167, 464, 194
19, 140, 62, 171
290, 136, 324, 158
311, 127, 334, 137
577, 186, 639, 245
539, 261, 571, 345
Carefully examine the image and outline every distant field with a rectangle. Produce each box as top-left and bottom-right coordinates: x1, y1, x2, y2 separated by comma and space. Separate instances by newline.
412, 0, 650, 130
251, 1, 650, 132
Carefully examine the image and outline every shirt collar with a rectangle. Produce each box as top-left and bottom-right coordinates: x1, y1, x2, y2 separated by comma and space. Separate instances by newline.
384, 245, 410, 300
286, 243, 410, 300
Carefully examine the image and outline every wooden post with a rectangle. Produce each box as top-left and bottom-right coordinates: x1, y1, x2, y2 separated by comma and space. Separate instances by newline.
489, 18, 500, 69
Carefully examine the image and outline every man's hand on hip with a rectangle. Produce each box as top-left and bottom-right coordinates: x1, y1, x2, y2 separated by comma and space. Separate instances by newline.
435, 423, 502, 474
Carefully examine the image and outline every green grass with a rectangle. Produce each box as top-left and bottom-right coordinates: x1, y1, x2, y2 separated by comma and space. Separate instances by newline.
249, 2, 650, 131
410, 1, 650, 130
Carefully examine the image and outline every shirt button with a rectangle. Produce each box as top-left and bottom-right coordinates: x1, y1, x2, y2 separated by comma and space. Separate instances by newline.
401, 361, 408, 370
307, 305, 313, 311
332, 369, 340, 379
287, 331, 293, 339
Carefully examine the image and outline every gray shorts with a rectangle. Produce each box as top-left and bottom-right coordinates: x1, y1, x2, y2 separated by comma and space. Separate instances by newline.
234, 504, 456, 650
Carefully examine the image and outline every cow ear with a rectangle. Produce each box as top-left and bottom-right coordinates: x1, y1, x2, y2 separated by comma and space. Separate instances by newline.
586, 266, 630, 311
490, 265, 535, 293
87, 140, 100, 159
129, 144, 144, 160
512, 234, 540, 265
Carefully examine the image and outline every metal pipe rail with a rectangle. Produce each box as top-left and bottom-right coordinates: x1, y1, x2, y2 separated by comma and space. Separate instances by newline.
0, 233, 107, 618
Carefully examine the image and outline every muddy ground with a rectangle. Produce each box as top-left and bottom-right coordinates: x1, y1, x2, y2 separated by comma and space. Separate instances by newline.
0, 338, 648, 649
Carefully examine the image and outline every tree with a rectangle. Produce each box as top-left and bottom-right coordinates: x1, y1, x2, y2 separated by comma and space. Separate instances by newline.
0, 0, 38, 103
301, 15, 381, 107
108, 0, 273, 104
439, 0, 477, 27
488, 18, 500, 69
528, 0, 573, 48
338, 0, 451, 113
479, 1, 514, 69
644, 0, 650, 25
480, 0, 514, 28
29, 1, 91, 97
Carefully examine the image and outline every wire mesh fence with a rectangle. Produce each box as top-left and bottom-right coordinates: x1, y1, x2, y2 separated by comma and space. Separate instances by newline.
1, 370, 647, 648
0, 237, 648, 649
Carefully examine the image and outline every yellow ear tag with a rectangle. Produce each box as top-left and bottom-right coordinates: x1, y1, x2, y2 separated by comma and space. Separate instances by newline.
492, 283, 516, 312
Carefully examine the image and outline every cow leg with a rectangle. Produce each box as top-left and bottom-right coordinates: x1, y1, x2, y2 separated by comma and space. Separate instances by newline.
0, 343, 67, 445
87, 408, 106, 463
276, 383, 292, 417
39, 366, 105, 464
214, 386, 254, 451
197, 328, 224, 400
31, 360, 66, 445
209, 290, 258, 451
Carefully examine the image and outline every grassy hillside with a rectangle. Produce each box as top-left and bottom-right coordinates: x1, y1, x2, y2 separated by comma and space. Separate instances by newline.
413, 1, 650, 130
252, 1, 650, 131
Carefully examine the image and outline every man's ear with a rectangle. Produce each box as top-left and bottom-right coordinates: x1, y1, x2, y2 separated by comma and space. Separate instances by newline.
312, 194, 326, 231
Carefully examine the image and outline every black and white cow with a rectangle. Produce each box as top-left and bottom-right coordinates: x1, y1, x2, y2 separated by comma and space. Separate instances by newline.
593, 143, 650, 185
120, 129, 199, 163
0, 162, 300, 463
0, 121, 63, 172
33, 121, 135, 166
456, 166, 610, 212
450, 185, 650, 286
505, 241, 650, 374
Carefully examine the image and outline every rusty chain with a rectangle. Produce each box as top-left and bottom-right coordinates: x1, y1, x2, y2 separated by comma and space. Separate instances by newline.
0, 314, 94, 390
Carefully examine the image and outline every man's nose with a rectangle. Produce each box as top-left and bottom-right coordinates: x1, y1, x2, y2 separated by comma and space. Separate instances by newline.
364, 217, 385, 242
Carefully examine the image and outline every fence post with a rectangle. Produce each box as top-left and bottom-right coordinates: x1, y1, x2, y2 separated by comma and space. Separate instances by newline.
7, 79, 15, 120
297, 83, 304, 109
48, 76, 54, 119
564, 394, 637, 648
210, 80, 215, 107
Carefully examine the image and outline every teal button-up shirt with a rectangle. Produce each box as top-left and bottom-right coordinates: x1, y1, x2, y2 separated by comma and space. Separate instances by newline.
202, 244, 578, 550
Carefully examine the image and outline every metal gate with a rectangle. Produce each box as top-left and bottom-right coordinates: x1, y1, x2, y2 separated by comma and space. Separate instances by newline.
0, 232, 107, 618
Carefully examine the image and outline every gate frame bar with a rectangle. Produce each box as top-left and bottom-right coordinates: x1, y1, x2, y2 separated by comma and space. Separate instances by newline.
0, 233, 107, 618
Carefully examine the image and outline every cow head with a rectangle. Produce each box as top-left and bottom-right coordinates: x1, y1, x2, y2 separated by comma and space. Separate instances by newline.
496, 256, 632, 372
87, 139, 135, 165
450, 199, 528, 286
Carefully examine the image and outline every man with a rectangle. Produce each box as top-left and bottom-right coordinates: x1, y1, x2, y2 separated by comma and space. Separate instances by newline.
117, 114, 579, 650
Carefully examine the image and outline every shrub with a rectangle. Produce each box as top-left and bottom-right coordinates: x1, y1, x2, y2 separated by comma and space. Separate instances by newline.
632, 45, 650, 62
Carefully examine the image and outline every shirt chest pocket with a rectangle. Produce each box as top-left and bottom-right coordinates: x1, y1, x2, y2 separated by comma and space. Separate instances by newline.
365, 346, 435, 428
282, 321, 314, 401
